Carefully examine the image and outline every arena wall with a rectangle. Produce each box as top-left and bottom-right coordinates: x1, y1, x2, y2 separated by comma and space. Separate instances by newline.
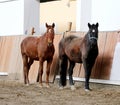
0, 31, 120, 84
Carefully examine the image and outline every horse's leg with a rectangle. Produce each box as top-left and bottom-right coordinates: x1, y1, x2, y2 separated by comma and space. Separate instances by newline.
38, 59, 44, 87
36, 72, 39, 82
22, 54, 29, 85
59, 56, 68, 88
28, 58, 34, 70
46, 59, 52, 88
83, 58, 95, 91
25, 58, 34, 84
68, 61, 76, 90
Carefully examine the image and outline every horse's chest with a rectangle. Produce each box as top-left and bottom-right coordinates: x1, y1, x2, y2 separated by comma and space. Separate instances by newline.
86, 48, 98, 59
42, 46, 55, 58
46, 49, 54, 56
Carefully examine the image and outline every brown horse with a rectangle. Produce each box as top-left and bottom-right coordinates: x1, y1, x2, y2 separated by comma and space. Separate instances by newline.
59, 23, 99, 91
21, 23, 55, 87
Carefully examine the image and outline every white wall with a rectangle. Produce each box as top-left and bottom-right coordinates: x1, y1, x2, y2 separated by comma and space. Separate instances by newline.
24, 0, 40, 35
80, 0, 91, 31
91, 0, 120, 31
0, 0, 24, 36
0, 0, 40, 36
76, 0, 120, 31
76, 0, 81, 31
110, 43, 120, 81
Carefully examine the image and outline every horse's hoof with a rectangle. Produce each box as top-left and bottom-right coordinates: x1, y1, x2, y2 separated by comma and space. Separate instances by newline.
85, 88, 92, 92
59, 86, 64, 90
71, 85, 76, 90
25, 83, 29, 86
46, 85, 50, 88
38, 84, 43, 88
39, 85, 43, 88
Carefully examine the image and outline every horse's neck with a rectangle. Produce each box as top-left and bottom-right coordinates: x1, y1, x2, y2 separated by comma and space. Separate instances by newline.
86, 35, 98, 51
41, 33, 48, 41
84, 34, 98, 45
84, 34, 89, 42
37, 33, 46, 45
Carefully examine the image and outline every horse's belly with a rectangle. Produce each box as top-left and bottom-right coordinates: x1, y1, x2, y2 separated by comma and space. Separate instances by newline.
68, 56, 82, 63
29, 55, 39, 60
65, 49, 82, 63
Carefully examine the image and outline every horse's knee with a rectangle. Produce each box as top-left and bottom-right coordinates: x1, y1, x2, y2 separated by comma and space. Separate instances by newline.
39, 70, 43, 76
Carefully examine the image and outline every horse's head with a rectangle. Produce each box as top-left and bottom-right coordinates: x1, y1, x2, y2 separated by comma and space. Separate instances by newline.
88, 23, 99, 41
45, 23, 55, 46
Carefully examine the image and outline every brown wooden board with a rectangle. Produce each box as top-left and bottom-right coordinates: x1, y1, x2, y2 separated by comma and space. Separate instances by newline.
99, 32, 119, 79
0, 36, 14, 72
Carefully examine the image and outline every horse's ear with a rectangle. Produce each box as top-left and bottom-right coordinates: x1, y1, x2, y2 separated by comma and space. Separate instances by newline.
46, 23, 48, 28
52, 23, 55, 28
88, 23, 91, 28
96, 22, 99, 27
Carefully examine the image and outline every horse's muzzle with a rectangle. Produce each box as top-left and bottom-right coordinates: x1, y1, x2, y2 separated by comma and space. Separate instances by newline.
47, 38, 53, 46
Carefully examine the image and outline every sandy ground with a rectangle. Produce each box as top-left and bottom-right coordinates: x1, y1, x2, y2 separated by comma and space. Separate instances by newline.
0, 78, 120, 105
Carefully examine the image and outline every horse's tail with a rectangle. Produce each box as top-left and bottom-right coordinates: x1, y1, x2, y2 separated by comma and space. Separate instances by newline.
59, 56, 68, 86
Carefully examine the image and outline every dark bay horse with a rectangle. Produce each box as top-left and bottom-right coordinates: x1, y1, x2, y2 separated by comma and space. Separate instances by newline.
21, 23, 55, 87
59, 23, 99, 91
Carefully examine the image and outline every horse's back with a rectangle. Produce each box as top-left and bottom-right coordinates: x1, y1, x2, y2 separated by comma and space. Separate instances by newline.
64, 35, 78, 43
59, 35, 83, 48
21, 36, 38, 48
